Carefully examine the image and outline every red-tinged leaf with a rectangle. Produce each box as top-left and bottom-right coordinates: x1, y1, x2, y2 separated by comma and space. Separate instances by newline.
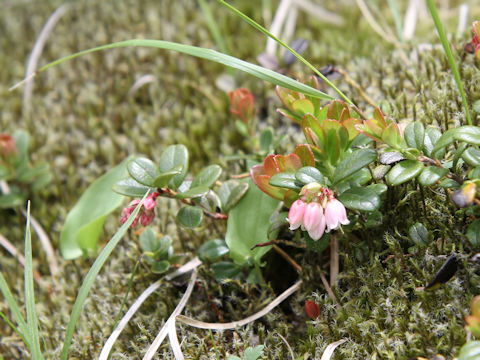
276, 153, 302, 172
250, 165, 285, 200
310, 144, 328, 161
276, 86, 303, 111
283, 189, 299, 207
305, 300, 320, 320
339, 107, 351, 122
466, 315, 480, 337
292, 98, 315, 117
294, 144, 315, 167
382, 122, 406, 149
327, 99, 348, 121
277, 108, 303, 123
302, 114, 326, 150
373, 107, 387, 128
472, 295, 480, 317
356, 119, 383, 142
263, 155, 281, 176
341, 118, 361, 142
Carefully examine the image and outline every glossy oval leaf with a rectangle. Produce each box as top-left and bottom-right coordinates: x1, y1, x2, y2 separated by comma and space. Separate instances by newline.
386, 160, 423, 186
404, 122, 425, 150
191, 164, 222, 188
469, 166, 480, 180
418, 166, 449, 186
458, 341, 480, 360
211, 261, 243, 280
226, 179, 280, 265
337, 187, 380, 211
32, 39, 334, 101
463, 147, 480, 167
153, 165, 183, 188
159, 144, 189, 189
176, 185, 209, 199
467, 220, 480, 246
0, 193, 24, 208
332, 149, 377, 185
113, 178, 152, 197
269, 171, 302, 190
198, 239, 230, 262
453, 126, 480, 145
152, 260, 171, 274
409, 222, 430, 246
176, 206, 203, 228
60, 158, 130, 260
295, 166, 324, 185
127, 157, 159, 186
222, 182, 249, 213
423, 126, 442, 157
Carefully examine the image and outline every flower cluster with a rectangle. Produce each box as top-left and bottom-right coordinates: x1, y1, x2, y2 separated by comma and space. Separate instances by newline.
287, 183, 349, 240
464, 21, 480, 60
120, 191, 159, 227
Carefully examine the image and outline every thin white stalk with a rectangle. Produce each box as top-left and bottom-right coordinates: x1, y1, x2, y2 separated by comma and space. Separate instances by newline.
142, 268, 198, 360
320, 339, 347, 360
293, 0, 343, 25
23, 4, 70, 115
168, 320, 185, 360
127, 74, 157, 97
280, 6, 298, 56
403, 0, 421, 40
176, 280, 302, 330
277, 333, 295, 360
266, 0, 292, 56
456, 4, 469, 38
98, 257, 201, 360
356, 0, 397, 44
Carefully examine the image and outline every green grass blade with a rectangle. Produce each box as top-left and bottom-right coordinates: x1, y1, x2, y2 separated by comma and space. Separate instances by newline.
426, 0, 472, 126
0, 310, 30, 348
217, 0, 354, 105
0, 273, 29, 347
198, 0, 230, 56
11, 39, 333, 101
24, 201, 43, 359
60, 192, 149, 360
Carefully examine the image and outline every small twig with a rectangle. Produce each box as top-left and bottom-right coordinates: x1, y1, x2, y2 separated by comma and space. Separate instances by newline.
276, 333, 295, 360
251, 239, 306, 249
320, 339, 347, 360
335, 68, 377, 108
273, 245, 302, 273
0, 234, 42, 283
319, 271, 341, 307
417, 155, 464, 185
230, 173, 251, 179
330, 235, 339, 286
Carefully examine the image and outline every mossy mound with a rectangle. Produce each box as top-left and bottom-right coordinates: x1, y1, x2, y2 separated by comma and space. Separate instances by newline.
1, 0, 480, 358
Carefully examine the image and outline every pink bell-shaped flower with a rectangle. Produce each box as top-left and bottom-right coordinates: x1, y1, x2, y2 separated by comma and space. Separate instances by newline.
287, 199, 306, 230
303, 202, 326, 240
324, 198, 350, 232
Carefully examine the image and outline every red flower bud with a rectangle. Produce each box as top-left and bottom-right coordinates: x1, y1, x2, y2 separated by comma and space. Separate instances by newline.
305, 300, 320, 320
229, 88, 255, 123
0, 134, 17, 160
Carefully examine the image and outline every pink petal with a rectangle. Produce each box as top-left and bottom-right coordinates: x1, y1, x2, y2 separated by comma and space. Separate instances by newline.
287, 200, 306, 230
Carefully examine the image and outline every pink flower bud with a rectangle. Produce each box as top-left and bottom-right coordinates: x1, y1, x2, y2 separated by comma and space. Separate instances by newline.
127, 199, 141, 210
303, 202, 325, 240
324, 198, 350, 232
287, 199, 306, 230
229, 88, 255, 123
0, 134, 17, 160
143, 196, 156, 211
140, 209, 155, 227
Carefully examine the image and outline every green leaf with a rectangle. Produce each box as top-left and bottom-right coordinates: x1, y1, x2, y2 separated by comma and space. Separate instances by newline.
153, 165, 183, 188
17, 163, 50, 183
269, 171, 301, 190
244, 345, 264, 360
12, 130, 29, 168
30, 40, 334, 101
226, 179, 280, 265
198, 239, 229, 262
468, 166, 480, 180
418, 166, 449, 186
463, 147, 480, 167
295, 166, 324, 185
112, 178, 152, 197
458, 341, 480, 360
191, 164, 222, 188
0, 193, 24, 208
467, 220, 480, 246
176, 206, 203, 228
176, 185, 209, 199
260, 128, 274, 153
382, 122, 405, 149
337, 187, 380, 211
139, 227, 159, 253
151, 260, 170, 274
159, 144, 189, 189
291, 98, 314, 117
404, 122, 425, 150
386, 160, 423, 186
219, 181, 249, 213
211, 261, 242, 280
409, 222, 430, 246
367, 183, 388, 195
60, 158, 131, 260
332, 149, 377, 185
433, 126, 480, 156
127, 157, 159, 187
60, 193, 147, 360
439, 178, 460, 188
423, 127, 442, 157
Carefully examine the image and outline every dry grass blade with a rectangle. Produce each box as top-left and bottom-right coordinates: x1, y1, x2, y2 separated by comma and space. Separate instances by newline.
403, 0, 421, 40
176, 280, 302, 330
266, 0, 292, 55
294, 0, 343, 25
456, 4, 469, 37
127, 74, 157, 97
168, 320, 185, 360
355, 0, 397, 44
320, 339, 347, 360
99, 257, 201, 360
319, 272, 341, 307
277, 333, 295, 360
142, 268, 198, 360
23, 4, 70, 115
